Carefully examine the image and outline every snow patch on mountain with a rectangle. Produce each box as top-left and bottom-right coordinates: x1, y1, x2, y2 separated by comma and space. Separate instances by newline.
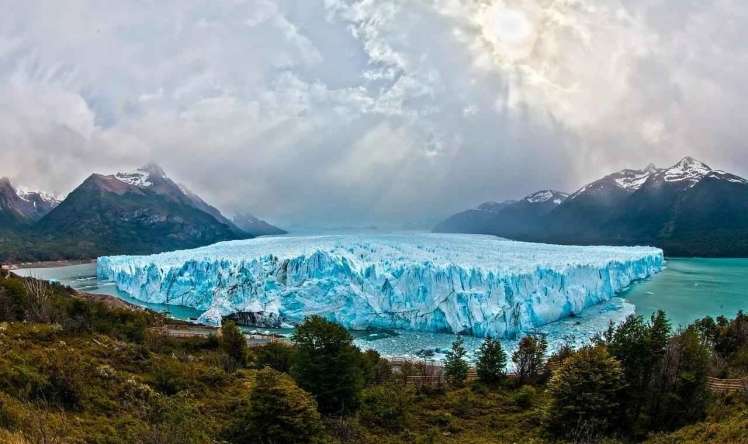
114, 163, 169, 188
524, 190, 568, 204
661, 157, 712, 184
97, 233, 663, 338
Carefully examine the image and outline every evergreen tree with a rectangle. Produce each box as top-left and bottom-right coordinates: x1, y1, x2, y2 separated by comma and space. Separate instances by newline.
290, 316, 364, 415
546, 346, 624, 440
444, 336, 469, 386
475, 336, 507, 385
221, 320, 248, 368
226, 367, 323, 444
511, 335, 547, 384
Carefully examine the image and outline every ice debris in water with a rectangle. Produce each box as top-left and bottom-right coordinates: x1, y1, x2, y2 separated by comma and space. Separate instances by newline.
97, 233, 663, 338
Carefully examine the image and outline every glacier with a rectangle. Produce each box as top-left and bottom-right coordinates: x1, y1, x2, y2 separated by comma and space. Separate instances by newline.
96, 233, 664, 338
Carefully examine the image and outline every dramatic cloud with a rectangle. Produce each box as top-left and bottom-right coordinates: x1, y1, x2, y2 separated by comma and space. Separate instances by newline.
1, 0, 747, 227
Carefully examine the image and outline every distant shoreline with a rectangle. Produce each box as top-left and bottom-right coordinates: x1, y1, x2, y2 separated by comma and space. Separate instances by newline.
6, 259, 96, 270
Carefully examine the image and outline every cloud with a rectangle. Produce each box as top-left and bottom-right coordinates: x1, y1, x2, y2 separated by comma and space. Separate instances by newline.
0, 0, 747, 227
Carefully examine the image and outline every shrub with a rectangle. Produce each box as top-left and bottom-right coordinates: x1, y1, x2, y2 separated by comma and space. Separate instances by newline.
252, 342, 295, 373
545, 346, 624, 439
150, 360, 190, 395
221, 321, 248, 369
226, 367, 323, 444
359, 384, 414, 431
291, 316, 364, 415
511, 385, 537, 409
145, 393, 212, 444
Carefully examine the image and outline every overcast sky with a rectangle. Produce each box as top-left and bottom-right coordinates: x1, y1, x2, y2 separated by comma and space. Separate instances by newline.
1, 0, 747, 228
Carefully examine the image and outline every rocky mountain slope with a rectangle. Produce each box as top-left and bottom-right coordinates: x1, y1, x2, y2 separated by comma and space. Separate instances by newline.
0, 178, 59, 226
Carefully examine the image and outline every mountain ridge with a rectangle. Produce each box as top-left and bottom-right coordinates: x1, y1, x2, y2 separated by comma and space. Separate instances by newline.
434, 156, 748, 257
0, 164, 282, 262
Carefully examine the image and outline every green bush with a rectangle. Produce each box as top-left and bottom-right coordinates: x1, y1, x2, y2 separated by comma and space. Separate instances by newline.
512, 385, 537, 409
225, 367, 324, 444
252, 342, 295, 373
150, 360, 190, 395
359, 383, 414, 431
545, 346, 624, 439
221, 321, 248, 369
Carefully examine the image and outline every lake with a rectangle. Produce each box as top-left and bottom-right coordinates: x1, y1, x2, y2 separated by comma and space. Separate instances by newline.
13, 257, 746, 361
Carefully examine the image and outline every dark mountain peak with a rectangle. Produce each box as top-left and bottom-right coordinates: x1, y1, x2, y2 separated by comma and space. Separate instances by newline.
523, 190, 568, 204
0, 177, 11, 188
477, 200, 516, 212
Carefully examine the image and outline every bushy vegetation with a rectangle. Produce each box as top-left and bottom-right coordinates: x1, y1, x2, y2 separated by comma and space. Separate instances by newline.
224, 367, 323, 444
0, 268, 746, 443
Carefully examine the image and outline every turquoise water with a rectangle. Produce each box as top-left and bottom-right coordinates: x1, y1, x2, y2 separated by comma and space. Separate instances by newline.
12, 258, 747, 360
624, 258, 747, 328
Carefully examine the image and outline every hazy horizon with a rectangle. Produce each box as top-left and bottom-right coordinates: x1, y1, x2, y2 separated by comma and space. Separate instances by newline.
2, 1, 748, 228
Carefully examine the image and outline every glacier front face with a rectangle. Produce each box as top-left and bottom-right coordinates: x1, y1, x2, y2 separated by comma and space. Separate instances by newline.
97, 233, 664, 338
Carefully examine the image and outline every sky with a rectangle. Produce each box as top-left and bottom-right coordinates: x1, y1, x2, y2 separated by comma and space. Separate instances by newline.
1, 0, 747, 228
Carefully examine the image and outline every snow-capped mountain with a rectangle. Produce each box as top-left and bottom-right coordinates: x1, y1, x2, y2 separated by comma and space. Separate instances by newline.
31, 164, 250, 259
435, 156, 748, 256
434, 190, 568, 236
0, 178, 60, 226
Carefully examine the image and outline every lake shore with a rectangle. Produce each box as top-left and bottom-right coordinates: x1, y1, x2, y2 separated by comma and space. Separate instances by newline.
4, 258, 96, 270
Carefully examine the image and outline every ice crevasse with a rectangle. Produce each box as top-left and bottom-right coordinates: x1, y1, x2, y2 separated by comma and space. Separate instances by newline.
97, 233, 664, 338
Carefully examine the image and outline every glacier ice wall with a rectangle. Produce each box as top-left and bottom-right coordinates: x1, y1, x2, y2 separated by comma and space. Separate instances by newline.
97, 233, 664, 338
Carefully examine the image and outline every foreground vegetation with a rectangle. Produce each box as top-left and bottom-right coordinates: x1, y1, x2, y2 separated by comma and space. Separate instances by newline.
0, 269, 745, 443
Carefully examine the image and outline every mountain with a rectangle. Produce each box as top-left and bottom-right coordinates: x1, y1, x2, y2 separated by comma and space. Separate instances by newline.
434, 190, 568, 237
435, 157, 748, 256
30, 164, 250, 259
0, 178, 60, 226
232, 212, 286, 236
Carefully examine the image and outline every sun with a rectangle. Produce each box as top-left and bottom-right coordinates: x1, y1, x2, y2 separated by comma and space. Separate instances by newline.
478, 3, 537, 63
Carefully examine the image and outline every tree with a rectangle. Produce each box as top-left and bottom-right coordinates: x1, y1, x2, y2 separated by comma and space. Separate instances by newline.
511, 335, 547, 384
226, 367, 323, 444
605, 312, 671, 434
546, 346, 624, 440
358, 349, 392, 386
444, 336, 469, 387
290, 316, 363, 415
221, 320, 248, 368
475, 336, 507, 385
652, 327, 710, 430
252, 342, 295, 373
